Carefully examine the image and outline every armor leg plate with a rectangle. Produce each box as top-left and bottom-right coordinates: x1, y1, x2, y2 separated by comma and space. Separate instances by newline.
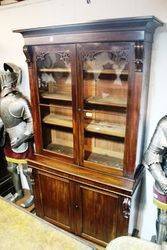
7, 162, 23, 202
156, 209, 167, 244
21, 164, 34, 208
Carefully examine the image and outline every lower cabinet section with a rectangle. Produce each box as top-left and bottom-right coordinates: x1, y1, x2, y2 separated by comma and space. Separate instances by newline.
39, 173, 72, 231
80, 186, 119, 244
32, 169, 131, 246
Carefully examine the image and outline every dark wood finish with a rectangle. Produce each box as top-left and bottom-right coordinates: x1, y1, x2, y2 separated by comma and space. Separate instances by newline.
80, 185, 119, 245
14, 16, 162, 42
38, 172, 73, 231
29, 156, 132, 246
28, 154, 134, 196
17, 17, 163, 246
32, 169, 44, 217
116, 196, 131, 237
77, 42, 134, 174
123, 43, 141, 178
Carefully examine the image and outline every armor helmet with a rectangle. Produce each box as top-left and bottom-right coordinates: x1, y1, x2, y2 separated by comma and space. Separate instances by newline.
0, 63, 22, 97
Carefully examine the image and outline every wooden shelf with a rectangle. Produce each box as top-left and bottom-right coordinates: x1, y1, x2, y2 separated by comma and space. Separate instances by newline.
84, 80, 128, 89
43, 114, 72, 128
46, 143, 73, 156
85, 151, 123, 169
86, 96, 127, 108
84, 69, 128, 75
85, 121, 125, 138
39, 68, 71, 73
40, 92, 72, 101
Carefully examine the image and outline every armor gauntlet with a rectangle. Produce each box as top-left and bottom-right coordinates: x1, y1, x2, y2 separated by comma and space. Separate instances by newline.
143, 116, 167, 194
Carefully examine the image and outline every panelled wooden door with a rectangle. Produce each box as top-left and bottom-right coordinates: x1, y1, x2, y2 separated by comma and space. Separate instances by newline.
76, 42, 135, 176
33, 171, 129, 245
77, 184, 120, 245
37, 172, 73, 232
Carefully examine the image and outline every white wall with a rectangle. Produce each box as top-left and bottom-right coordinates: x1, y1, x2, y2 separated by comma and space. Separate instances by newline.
0, 0, 167, 241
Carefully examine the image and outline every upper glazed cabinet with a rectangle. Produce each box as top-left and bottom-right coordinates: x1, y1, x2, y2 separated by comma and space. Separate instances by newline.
35, 43, 132, 174
15, 17, 162, 246
17, 16, 162, 178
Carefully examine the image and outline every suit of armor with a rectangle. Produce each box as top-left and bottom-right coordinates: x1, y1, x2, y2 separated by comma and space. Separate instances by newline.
143, 116, 167, 244
0, 63, 34, 208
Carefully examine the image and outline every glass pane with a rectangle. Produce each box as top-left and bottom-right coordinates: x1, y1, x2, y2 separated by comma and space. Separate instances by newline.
84, 110, 126, 138
41, 105, 73, 157
82, 45, 129, 169
84, 132, 124, 169
35, 46, 74, 158
83, 48, 129, 107
36, 49, 72, 103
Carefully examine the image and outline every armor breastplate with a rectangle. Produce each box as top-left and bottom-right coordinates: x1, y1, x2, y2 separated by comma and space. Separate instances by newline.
1, 94, 22, 128
1, 93, 28, 153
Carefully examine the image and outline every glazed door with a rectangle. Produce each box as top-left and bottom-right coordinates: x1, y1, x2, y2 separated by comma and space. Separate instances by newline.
33, 45, 78, 163
77, 43, 135, 176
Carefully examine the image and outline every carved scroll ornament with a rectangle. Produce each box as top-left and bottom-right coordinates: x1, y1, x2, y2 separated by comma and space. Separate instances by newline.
122, 197, 131, 219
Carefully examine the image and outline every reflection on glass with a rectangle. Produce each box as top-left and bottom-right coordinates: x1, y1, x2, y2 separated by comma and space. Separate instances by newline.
84, 110, 126, 138
84, 132, 124, 169
42, 124, 73, 157
41, 105, 72, 128
36, 48, 74, 157
37, 51, 72, 102
83, 49, 129, 107
83, 46, 129, 169
40, 105, 73, 156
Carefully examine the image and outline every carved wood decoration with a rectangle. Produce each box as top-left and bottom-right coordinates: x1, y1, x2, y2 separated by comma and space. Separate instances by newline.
23, 45, 33, 66
134, 42, 144, 72
122, 197, 131, 219
79, 46, 129, 65
36, 50, 71, 69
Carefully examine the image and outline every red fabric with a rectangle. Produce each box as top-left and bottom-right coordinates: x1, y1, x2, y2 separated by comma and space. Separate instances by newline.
153, 186, 167, 204
4, 135, 34, 160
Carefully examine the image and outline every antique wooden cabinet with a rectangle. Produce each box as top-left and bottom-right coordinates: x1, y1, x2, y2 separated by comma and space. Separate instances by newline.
15, 16, 162, 246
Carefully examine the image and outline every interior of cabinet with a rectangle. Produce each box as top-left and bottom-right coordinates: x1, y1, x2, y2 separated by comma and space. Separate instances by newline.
37, 49, 74, 157
84, 72, 128, 107
41, 105, 72, 128
41, 105, 73, 156
35, 44, 130, 169
84, 109, 126, 137
84, 133, 124, 168
42, 124, 73, 156
39, 71, 72, 102
37, 49, 72, 103
84, 109, 125, 168
82, 46, 129, 169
